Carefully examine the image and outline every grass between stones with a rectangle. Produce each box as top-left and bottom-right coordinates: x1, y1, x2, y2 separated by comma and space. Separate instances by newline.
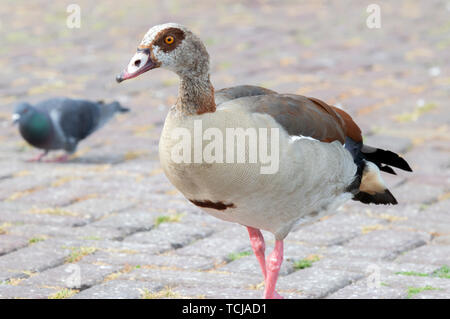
140, 287, 181, 299
154, 213, 185, 227
64, 247, 97, 263
406, 285, 439, 298
48, 288, 79, 299
396, 265, 450, 279
293, 254, 321, 270
227, 251, 252, 261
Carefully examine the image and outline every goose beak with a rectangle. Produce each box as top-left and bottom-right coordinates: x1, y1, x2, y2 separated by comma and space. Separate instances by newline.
12, 113, 20, 125
116, 48, 158, 83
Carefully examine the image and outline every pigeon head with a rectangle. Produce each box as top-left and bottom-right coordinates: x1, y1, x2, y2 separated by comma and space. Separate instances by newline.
12, 102, 34, 125
116, 23, 210, 83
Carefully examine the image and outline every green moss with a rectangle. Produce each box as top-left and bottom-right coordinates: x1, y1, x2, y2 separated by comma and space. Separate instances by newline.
407, 285, 439, 299
28, 237, 46, 244
154, 213, 184, 227
140, 287, 180, 299
394, 103, 437, 123
227, 251, 252, 261
396, 265, 450, 279
395, 271, 429, 277
432, 265, 450, 279
65, 247, 97, 263
49, 288, 79, 299
293, 255, 320, 270
80, 236, 101, 241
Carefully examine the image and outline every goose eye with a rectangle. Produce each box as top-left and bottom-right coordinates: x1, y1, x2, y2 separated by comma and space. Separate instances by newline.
164, 36, 174, 44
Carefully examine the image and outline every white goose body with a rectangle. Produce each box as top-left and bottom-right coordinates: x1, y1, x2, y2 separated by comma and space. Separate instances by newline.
159, 99, 356, 239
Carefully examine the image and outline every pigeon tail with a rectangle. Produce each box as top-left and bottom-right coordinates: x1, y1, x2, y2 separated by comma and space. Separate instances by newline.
108, 101, 130, 113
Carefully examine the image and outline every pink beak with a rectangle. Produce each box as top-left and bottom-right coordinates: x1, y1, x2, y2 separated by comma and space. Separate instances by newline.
116, 48, 158, 83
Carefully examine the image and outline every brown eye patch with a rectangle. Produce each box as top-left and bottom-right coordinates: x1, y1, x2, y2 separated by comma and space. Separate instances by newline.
153, 27, 185, 53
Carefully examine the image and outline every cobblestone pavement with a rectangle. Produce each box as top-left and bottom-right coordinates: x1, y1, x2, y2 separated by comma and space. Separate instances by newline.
0, 0, 449, 299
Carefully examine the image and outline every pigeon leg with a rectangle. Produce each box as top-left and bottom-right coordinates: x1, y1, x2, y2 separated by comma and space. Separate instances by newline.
264, 240, 284, 299
247, 227, 283, 299
27, 151, 48, 162
45, 154, 69, 163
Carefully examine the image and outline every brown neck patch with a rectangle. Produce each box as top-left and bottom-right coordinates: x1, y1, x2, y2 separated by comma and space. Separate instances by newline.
196, 84, 216, 115
176, 75, 216, 116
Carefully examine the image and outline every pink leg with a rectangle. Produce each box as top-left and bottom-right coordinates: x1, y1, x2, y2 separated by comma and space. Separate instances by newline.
27, 151, 48, 162
44, 154, 69, 163
264, 240, 283, 299
247, 227, 283, 299
247, 227, 267, 278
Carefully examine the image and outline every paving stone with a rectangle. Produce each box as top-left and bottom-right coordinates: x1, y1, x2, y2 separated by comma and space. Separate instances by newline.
324, 245, 399, 261
0, 240, 72, 277
63, 198, 136, 222
123, 268, 261, 289
381, 273, 450, 293
19, 262, 120, 290
392, 181, 444, 205
0, 284, 57, 299
314, 256, 439, 276
0, 175, 54, 201
82, 251, 215, 271
0, 235, 29, 256
9, 224, 126, 241
218, 255, 294, 277
124, 222, 215, 252
19, 183, 92, 206
287, 212, 386, 246
327, 281, 407, 299
169, 285, 268, 299
395, 244, 450, 266
175, 226, 251, 260
277, 267, 363, 298
344, 229, 430, 260
90, 210, 156, 234
410, 289, 450, 299
0, 208, 89, 227
71, 280, 162, 299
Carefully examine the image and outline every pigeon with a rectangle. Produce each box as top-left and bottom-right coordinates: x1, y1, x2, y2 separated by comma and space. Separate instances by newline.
12, 98, 129, 162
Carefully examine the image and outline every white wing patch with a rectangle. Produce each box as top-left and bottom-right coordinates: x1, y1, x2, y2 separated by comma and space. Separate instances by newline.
290, 135, 318, 142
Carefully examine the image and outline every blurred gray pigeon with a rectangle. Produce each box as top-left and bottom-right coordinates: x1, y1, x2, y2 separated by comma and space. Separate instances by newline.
12, 98, 129, 162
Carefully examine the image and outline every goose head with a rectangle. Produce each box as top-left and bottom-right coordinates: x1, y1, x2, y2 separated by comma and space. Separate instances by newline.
116, 23, 210, 83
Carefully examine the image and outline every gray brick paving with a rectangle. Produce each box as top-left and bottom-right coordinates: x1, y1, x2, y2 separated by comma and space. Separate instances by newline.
19, 263, 121, 290
0, 0, 448, 299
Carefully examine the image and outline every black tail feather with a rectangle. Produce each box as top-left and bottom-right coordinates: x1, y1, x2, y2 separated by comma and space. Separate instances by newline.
362, 146, 412, 172
353, 188, 398, 205
379, 164, 397, 175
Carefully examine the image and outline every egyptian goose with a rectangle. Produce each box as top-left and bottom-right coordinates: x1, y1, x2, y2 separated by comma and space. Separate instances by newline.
116, 23, 412, 299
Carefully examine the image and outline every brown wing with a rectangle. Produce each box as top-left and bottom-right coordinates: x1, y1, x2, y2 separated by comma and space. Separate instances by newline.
306, 97, 362, 143
235, 93, 361, 144
215, 85, 277, 105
